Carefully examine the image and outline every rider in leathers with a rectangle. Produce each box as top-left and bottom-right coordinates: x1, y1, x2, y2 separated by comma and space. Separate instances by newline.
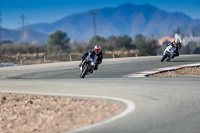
167, 38, 181, 58
79, 45, 103, 71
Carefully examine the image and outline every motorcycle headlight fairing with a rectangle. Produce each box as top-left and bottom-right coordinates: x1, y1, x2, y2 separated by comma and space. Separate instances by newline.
91, 62, 95, 65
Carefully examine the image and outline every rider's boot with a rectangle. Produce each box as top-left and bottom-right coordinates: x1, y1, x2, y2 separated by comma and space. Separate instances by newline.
79, 60, 84, 67
79, 61, 83, 71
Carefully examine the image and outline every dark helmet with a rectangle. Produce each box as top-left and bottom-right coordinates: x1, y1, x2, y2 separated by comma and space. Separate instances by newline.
94, 45, 101, 53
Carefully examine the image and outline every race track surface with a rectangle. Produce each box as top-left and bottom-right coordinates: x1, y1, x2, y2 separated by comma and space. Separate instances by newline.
0, 54, 200, 133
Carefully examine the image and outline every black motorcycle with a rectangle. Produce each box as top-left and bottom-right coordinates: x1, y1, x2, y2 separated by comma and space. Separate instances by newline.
80, 52, 98, 78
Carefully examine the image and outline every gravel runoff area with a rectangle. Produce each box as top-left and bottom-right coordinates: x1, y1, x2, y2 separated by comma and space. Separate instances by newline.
152, 66, 200, 77
0, 93, 122, 133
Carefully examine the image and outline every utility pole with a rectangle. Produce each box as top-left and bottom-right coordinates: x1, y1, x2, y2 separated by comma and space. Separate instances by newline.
89, 12, 98, 36
21, 14, 25, 43
0, 10, 2, 43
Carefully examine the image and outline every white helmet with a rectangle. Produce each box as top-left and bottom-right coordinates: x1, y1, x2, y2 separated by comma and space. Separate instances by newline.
94, 45, 101, 53
174, 38, 180, 44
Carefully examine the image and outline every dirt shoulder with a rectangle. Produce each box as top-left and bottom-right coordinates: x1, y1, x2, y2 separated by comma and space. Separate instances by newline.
152, 67, 200, 77
0, 93, 122, 133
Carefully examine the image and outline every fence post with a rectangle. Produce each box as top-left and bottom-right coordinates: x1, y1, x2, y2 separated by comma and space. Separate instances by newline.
69, 53, 72, 61
44, 56, 46, 63
20, 60, 23, 65
112, 52, 115, 58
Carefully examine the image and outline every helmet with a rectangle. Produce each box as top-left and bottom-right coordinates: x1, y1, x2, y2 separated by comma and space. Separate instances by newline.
174, 38, 180, 44
94, 45, 101, 53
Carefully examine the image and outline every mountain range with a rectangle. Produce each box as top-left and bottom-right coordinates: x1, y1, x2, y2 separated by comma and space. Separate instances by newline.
2, 28, 48, 44
2, 3, 200, 44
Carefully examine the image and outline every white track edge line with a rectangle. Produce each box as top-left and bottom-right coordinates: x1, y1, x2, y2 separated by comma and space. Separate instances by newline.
0, 90, 136, 133
124, 63, 200, 78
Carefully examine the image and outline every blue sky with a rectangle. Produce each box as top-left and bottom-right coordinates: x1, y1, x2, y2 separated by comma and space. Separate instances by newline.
1, 0, 200, 29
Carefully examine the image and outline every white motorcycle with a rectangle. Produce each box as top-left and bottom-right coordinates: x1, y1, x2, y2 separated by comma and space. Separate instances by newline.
161, 45, 176, 62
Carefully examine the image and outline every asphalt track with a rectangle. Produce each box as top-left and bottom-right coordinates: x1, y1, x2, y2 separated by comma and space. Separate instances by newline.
0, 54, 200, 133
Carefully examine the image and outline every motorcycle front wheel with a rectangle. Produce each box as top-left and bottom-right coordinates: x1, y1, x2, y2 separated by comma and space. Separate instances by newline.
80, 64, 88, 78
161, 54, 168, 62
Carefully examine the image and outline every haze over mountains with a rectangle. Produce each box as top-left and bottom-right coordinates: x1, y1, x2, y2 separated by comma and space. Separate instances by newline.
2, 28, 48, 44
2, 3, 200, 44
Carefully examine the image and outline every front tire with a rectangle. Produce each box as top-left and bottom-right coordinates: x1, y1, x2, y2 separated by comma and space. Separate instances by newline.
80, 64, 88, 78
161, 54, 167, 62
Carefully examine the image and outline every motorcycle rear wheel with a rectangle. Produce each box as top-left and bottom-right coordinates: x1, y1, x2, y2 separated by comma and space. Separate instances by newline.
166, 58, 171, 62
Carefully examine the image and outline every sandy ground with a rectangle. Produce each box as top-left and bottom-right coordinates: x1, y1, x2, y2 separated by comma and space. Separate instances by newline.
0, 93, 122, 133
152, 67, 200, 77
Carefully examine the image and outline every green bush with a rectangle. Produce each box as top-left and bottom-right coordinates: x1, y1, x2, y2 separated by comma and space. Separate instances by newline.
2, 96, 6, 100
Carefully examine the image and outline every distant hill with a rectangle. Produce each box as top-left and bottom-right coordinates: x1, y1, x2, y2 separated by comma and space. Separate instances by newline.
2, 28, 48, 44
180, 24, 200, 36
3, 3, 200, 43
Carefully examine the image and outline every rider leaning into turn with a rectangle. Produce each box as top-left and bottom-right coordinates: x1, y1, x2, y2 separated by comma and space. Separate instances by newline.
79, 45, 103, 70
167, 38, 182, 58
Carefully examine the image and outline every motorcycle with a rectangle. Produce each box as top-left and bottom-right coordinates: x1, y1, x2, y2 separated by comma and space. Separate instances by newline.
161, 45, 176, 62
80, 52, 98, 78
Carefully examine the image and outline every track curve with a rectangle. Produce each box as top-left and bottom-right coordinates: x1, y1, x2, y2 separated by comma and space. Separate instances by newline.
0, 54, 200, 133
3, 54, 200, 79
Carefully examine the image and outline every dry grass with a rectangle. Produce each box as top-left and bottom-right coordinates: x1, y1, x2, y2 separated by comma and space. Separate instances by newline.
152, 67, 200, 77
0, 93, 122, 133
